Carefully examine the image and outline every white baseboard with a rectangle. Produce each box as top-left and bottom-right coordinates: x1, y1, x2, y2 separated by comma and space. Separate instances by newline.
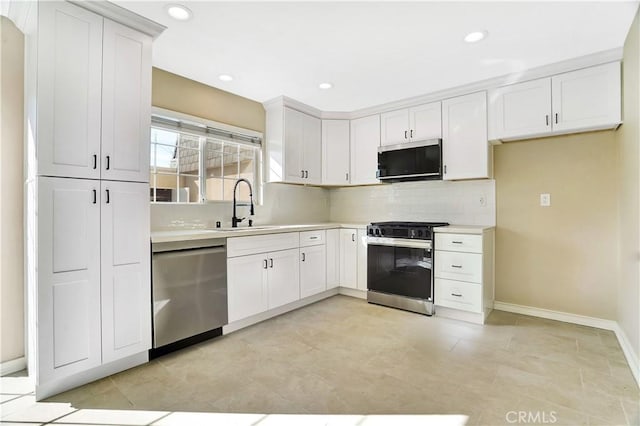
337, 287, 366, 299
494, 301, 639, 388
0, 357, 26, 376
493, 301, 618, 331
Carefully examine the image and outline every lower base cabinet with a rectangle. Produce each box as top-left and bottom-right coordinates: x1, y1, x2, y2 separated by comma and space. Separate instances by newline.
300, 244, 327, 298
35, 177, 151, 386
339, 229, 358, 288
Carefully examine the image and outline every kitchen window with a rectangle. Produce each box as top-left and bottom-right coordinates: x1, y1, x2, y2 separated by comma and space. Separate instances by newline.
149, 109, 262, 203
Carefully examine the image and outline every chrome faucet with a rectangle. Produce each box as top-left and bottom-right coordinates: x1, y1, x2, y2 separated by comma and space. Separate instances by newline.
232, 178, 255, 228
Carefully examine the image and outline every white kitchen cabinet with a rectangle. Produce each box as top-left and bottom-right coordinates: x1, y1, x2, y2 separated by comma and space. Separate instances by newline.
356, 229, 368, 291
489, 62, 621, 141
551, 62, 621, 134
442, 91, 489, 181
36, 2, 152, 183
36, 1, 103, 180
266, 105, 321, 184
227, 253, 268, 323
321, 120, 351, 185
37, 177, 151, 381
350, 115, 380, 185
325, 229, 340, 289
100, 181, 151, 363
227, 233, 301, 322
434, 228, 494, 324
380, 102, 441, 146
37, 177, 102, 383
300, 244, 327, 298
101, 19, 152, 183
489, 78, 552, 140
339, 229, 358, 289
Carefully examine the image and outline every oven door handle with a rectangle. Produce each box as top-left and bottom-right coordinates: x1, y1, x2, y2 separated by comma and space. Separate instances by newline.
367, 237, 431, 250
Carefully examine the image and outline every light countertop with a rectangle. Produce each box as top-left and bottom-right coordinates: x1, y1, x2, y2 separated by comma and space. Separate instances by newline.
151, 222, 368, 243
434, 224, 495, 234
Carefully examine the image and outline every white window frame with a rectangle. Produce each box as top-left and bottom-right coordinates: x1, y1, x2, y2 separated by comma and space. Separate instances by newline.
150, 106, 264, 205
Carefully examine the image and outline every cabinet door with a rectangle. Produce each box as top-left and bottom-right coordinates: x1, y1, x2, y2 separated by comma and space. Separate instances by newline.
37, 177, 101, 384
442, 92, 489, 181
325, 229, 340, 289
227, 254, 268, 322
350, 115, 381, 185
490, 78, 552, 140
300, 245, 327, 298
551, 62, 621, 133
284, 108, 305, 183
37, 2, 103, 179
303, 113, 322, 184
339, 229, 358, 289
101, 181, 151, 363
101, 19, 152, 183
267, 248, 300, 309
380, 109, 409, 146
321, 120, 351, 185
356, 229, 368, 291
409, 102, 442, 141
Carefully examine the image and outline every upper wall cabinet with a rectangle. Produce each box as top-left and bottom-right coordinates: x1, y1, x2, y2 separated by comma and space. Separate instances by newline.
380, 102, 441, 146
350, 114, 381, 185
489, 62, 621, 141
322, 119, 351, 185
266, 105, 322, 185
442, 92, 489, 181
36, 1, 152, 182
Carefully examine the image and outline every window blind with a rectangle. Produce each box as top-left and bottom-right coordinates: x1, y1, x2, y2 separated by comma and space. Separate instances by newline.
151, 115, 262, 147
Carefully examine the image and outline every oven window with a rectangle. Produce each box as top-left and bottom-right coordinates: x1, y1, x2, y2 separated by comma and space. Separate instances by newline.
367, 245, 433, 300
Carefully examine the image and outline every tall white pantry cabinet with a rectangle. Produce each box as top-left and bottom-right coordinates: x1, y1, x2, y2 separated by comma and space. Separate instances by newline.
25, 1, 164, 399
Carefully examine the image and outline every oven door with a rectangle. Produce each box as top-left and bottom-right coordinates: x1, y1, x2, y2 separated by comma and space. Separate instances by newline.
367, 237, 433, 301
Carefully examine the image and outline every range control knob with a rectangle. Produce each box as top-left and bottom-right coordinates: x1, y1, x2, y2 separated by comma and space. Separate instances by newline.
375, 228, 380, 236
417, 230, 423, 237
380, 229, 385, 236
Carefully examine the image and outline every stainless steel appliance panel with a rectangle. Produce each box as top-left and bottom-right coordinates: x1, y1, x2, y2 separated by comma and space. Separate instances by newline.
152, 240, 227, 348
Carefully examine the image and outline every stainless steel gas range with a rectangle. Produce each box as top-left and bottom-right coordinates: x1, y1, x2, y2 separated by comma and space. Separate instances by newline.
366, 221, 448, 315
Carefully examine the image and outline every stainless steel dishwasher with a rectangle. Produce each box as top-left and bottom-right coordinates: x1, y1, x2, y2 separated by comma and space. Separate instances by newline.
151, 237, 227, 357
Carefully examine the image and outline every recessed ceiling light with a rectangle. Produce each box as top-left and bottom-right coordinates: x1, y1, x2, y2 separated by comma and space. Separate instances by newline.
218, 74, 233, 82
319, 82, 333, 90
464, 30, 488, 43
166, 4, 192, 21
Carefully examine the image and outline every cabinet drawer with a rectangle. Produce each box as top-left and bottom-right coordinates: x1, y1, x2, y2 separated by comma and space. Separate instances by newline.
300, 230, 326, 247
435, 279, 482, 313
227, 232, 299, 257
435, 233, 482, 253
434, 251, 482, 283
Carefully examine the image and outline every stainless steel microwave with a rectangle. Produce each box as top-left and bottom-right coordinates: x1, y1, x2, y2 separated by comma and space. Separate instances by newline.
376, 139, 443, 182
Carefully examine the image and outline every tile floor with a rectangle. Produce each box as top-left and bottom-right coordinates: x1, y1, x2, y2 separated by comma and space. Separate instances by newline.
1, 295, 638, 425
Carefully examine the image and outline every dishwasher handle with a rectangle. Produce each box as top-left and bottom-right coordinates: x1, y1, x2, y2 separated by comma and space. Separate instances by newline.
152, 245, 226, 258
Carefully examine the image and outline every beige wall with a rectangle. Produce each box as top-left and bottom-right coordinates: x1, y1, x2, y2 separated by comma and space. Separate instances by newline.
494, 131, 619, 320
0, 16, 25, 363
616, 10, 640, 362
152, 68, 265, 133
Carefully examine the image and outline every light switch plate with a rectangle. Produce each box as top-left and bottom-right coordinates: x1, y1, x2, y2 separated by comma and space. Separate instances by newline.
540, 193, 551, 207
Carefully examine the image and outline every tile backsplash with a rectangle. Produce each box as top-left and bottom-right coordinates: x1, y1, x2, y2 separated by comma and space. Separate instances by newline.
151, 179, 495, 230
329, 179, 496, 226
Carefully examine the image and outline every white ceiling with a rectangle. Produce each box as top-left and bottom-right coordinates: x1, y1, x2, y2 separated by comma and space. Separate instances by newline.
115, 1, 639, 112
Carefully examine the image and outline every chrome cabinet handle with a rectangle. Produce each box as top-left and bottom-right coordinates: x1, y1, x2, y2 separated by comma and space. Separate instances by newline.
105, 189, 110, 204
269, 258, 274, 268
451, 293, 462, 297
451, 264, 462, 269
263, 259, 268, 269
301, 253, 306, 262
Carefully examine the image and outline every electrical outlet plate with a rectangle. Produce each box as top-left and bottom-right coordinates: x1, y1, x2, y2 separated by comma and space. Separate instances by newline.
540, 193, 551, 207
